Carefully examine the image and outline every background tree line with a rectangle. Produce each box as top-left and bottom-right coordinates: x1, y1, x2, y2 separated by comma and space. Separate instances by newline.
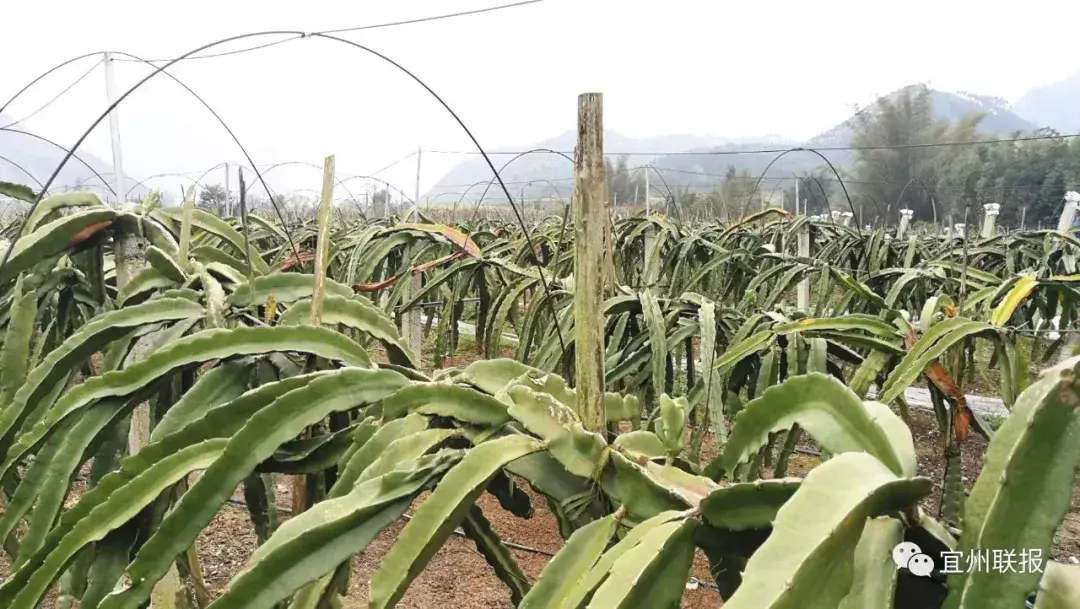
845, 85, 1079, 228
669, 86, 1080, 227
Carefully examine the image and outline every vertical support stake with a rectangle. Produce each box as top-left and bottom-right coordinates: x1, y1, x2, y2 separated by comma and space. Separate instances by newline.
311, 155, 335, 326
796, 224, 811, 311
981, 203, 1000, 239
103, 52, 126, 206
573, 93, 607, 433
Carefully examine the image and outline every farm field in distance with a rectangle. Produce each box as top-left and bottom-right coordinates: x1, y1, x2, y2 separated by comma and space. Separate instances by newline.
3, 4, 1080, 606
4, 175, 1080, 608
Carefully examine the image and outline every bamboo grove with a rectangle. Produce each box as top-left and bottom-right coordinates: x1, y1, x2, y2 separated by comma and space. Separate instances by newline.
1, 181, 1080, 609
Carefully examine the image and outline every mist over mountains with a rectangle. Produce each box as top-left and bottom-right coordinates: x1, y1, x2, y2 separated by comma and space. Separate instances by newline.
1, 75, 1074, 206
426, 84, 1067, 203
1012, 72, 1080, 134
0, 114, 144, 201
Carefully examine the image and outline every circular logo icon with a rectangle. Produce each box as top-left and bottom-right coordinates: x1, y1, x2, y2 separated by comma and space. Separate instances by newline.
892, 541, 935, 577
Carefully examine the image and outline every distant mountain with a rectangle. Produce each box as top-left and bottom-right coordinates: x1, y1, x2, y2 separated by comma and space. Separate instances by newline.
648, 86, 1040, 188
1012, 73, 1080, 133
648, 141, 834, 190
0, 115, 142, 201
427, 85, 1045, 201
805, 87, 1038, 149
424, 131, 782, 202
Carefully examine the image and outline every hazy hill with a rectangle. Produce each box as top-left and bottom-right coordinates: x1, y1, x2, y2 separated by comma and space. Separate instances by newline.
424, 84, 1053, 202
1012, 73, 1080, 133
647, 87, 1040, 188
424, 131, 788, 202
0, 115, 143, 201
807, 88, 1037, 149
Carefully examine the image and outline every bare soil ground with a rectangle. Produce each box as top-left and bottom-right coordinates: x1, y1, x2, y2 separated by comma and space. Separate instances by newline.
188, 473, 723, 608
9, 342, 1080, 608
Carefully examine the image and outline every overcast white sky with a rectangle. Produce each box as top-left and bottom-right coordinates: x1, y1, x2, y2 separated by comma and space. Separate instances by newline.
2, 0, 1078, 199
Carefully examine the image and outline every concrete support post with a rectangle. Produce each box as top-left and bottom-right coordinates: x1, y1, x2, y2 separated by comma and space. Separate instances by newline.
898, 209, 914, 239
796, 224, 811, 311
103, 52, 126, 206
1059, 192, 1080, 234
981, 203, 1000, 239
407, 149, 424, 356
224, 163, 231, 217
1058, 193, 1080, 362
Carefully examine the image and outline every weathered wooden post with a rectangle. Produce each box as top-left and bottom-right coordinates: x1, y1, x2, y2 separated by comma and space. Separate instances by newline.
573, 93, 608, 432
114, 214, 189, 608
115, 217, 150, 450
311, 155, 335, 326
291, 154, 336, 518
981, 203, 1000, 239
643, 169, 655, 283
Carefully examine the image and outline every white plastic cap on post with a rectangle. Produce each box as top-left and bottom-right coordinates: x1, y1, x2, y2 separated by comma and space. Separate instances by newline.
983, 203, 1001, 217
1049, 315, 1062, 341
900, 209, 914, 219
1058, 192, 1080, 232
